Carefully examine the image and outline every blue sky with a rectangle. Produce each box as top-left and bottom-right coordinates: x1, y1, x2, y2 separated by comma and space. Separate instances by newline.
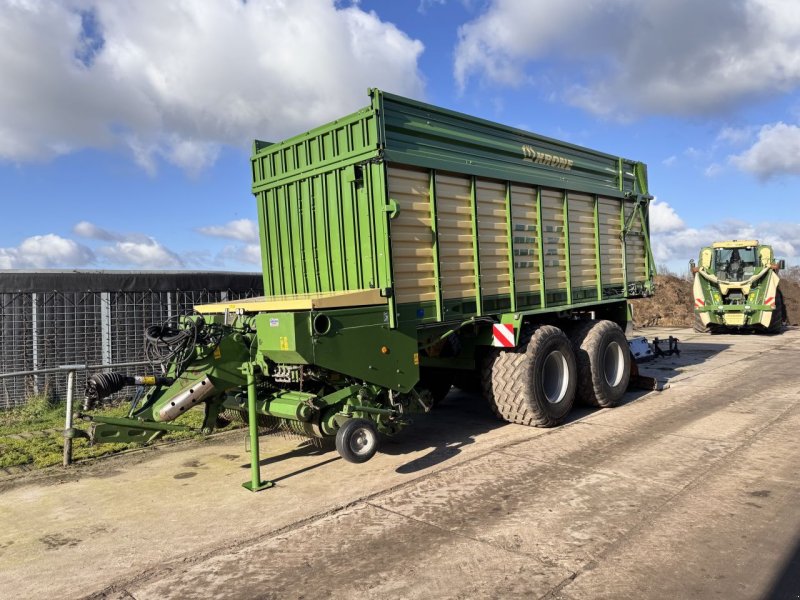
2, 0, 800, 275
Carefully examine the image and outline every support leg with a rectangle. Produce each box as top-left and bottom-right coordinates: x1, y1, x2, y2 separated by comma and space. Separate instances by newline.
242, 365, 273, 492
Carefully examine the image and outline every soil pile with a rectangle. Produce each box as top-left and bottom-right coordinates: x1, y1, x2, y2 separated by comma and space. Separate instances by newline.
630, 275, 693, 328
780, 272, 800, 326
629, 269, 800, 329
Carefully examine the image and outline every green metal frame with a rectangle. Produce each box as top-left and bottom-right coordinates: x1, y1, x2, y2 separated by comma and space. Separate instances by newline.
637, 202, 656, 281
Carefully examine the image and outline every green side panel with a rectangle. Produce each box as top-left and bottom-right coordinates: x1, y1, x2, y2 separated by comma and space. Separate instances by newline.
254, 158, 389, 297
254, 312, 313, 364
255, 307, 419, 392
375, 90, 639, 197
252, 103, 388, 298
252, 106, 381, 190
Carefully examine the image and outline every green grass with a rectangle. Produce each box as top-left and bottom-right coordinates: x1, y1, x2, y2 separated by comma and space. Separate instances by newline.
0, 396, 235, 470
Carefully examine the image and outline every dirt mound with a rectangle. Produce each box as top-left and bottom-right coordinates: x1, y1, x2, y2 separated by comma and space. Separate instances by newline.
630, 275, 693, 328
629, 269, 800, 329
780, 275, 800, 326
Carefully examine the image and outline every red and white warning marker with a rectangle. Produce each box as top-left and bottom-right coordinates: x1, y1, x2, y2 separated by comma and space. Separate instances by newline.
492, 323, 515, 348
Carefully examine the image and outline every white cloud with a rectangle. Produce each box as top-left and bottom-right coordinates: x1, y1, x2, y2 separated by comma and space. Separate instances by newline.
662, 155, 677, 167
0, 222, 265, 270
418, 0, 446, 14
0, 0, 424, 173
220, 244, 262, 265
197, 219, 259, 243
684, 147, 708, 160
649, 199, 685, 234
74, 221, 184, 268
73, 220, 118, 241
0, 234, 95, 268
716, 126, 757, 147
97, 239, 183, 269
704, 163, 724, 177
650, 215, 800, 268
729, 122, 800, 179
455, 0, 800, 117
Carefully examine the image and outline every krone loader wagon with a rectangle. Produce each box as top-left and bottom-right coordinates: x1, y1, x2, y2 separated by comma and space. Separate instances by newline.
80, 90, 655, 490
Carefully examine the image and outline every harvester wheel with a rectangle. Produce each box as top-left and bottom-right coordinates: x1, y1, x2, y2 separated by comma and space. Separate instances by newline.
767, 290, 786, 334
693, 312, 711, 333
483, 325, 576, 427
335, 418, 379, 463
570, 320, 630, 408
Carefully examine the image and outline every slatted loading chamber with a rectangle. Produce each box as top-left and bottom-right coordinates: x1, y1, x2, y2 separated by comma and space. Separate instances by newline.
388, 167, 437, 305
509, 184, 541, 305
387, 165, 647, 318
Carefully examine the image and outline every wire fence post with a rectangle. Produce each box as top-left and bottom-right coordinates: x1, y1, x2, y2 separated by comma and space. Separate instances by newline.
61, 365, 84, 467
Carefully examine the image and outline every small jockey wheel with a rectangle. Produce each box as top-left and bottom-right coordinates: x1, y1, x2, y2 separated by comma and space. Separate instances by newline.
335, 418, 379, 463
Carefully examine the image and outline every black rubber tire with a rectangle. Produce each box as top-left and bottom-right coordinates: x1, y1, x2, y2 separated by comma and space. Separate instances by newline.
693, 312, 711, 333
767, 289, 785, 334
335, 418, 379, 464
482, 325, 577, 427
569, 320, 630, 408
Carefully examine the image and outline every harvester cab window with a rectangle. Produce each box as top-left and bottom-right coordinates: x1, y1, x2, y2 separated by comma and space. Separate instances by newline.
714, 247, 757, 281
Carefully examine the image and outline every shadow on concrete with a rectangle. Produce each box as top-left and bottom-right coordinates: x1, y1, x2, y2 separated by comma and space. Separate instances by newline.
764, 532, 800, 599
383, 390, 506, 474
634, 339, 732, 385
250, 439, 334, 468
270, 456, 341, 484
236, 440, 340, 483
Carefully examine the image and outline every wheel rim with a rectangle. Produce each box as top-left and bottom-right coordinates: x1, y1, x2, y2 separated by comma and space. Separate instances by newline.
542, 350, 569, 404
349, 427, 376, 456
603, 341, 625, 387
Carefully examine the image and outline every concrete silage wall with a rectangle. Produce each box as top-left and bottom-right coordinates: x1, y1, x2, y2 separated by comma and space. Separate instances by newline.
0, 271, 263, 408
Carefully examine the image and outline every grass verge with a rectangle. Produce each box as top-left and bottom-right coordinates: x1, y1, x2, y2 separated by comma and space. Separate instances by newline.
0, 396, 236, 470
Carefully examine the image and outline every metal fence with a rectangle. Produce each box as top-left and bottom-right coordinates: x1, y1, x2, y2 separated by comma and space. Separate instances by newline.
0, 270, 263, 408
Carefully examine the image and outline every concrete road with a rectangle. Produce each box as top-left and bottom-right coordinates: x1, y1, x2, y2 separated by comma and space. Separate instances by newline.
1, 327, 799, 599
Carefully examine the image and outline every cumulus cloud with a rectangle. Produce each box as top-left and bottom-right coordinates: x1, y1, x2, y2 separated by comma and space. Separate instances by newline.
418, 0, 447, 13
97, 239, 183, 269
729, 122, 800, 179
0, 234, 95, 268
649, 199, 685, 234
717, 126, 757, 147
197, 219, 262, 265
455, 0, 800, 117
220, 243, 262, 266
73, 220, 118, 241
73, 221, 183, 268
649, 214, 800, 269
197, 219, 259, 243
0, 0, 424, 173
